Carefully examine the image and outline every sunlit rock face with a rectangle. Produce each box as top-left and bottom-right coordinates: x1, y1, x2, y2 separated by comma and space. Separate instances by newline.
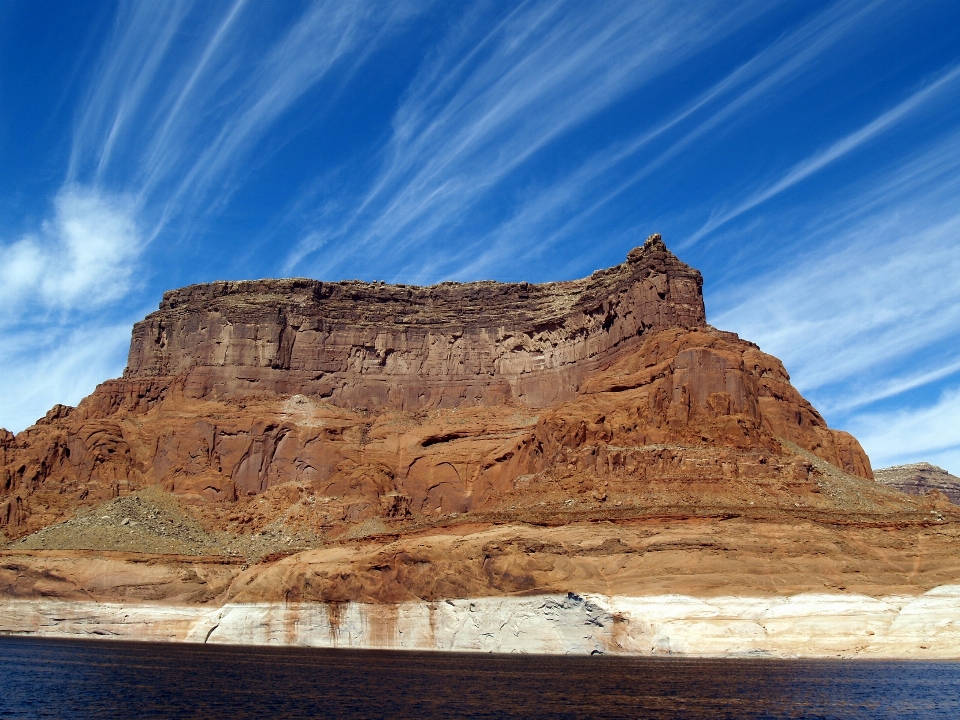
122, 234, 706, 409
7, 231, 943, 663
2, 234, 884, 540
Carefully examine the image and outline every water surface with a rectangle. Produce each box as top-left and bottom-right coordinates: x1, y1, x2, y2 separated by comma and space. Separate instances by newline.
1, 636, 957, 718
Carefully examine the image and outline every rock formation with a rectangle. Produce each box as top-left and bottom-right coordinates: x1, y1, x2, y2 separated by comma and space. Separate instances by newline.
123, 233, 705, 409
875, 462, 960, 504
1, 235, 885, 536
2, 234, 959, 657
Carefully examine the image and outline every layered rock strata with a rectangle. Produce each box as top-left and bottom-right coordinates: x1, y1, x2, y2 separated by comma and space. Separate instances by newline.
875, 463, 960, 504
5, 589, 960, 658
1, 236, 884, 539
5, 514, 960, 656
124, 234, 705, 410
2, 234, 959, 658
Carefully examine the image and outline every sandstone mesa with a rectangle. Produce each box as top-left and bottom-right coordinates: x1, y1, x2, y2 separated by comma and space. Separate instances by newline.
875, 462, 960, 505
2, 234, 958, 658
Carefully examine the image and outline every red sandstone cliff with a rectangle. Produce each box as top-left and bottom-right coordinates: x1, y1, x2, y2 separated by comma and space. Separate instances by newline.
1, 235, 885, 543
122, 234, 705, 409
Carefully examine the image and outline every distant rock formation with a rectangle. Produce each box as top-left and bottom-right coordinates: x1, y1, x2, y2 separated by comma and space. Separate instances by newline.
875, 463, 960, 504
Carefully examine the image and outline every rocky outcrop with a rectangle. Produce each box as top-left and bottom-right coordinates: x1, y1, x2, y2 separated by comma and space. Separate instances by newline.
0, 327, 888, 539
0, 430, 25, 531
5, 523, 960, 658
520, 326, 874, 480
875, 463, 960, 504
5, 513, 960, 604
1, 235, 890, 542
122, 234, 705, 409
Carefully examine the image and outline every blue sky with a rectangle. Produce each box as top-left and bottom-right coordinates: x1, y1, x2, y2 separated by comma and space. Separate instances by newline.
1, 1, 959, 473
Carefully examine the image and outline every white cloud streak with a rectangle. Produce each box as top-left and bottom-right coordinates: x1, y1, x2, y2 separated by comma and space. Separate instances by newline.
286, 0, 769, 276
712, 210, 960, 395
0, 185, 142, 432
66, 0, 415, 239
138, 0, 249, 199
0, 185, 141, 319
153, 1, 396, 228
68, 1, 191, 183
441, 0, 896, 280
685, 62, 960, 245
823, 358, 960, 416
709, 125, 960, 473
699, 102, 960, 473
565, 0, 894, 245
2, 1, 416, 432
287, 0, 912, 282
849, 387, 960, 471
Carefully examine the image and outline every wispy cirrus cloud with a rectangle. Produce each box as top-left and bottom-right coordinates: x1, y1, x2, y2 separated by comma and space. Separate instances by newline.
711, 125, 960, 392
67, 1, 192, 184
713, 212, 960, 392
435, 0, 902, 280
149, 1, 409, 231
825, 358, 960, 416
848, 387, 960, 470
69, 0, 415, 236
287, 0, 919, 283
285, 0, 770, 278
709, 125, 960, 470
548, 0, 896, 240
138, 0, 250, 194
1, 1, 419, 433
0, 321, 134, 431
684, 62, 960, 246
0, 184, 143, 432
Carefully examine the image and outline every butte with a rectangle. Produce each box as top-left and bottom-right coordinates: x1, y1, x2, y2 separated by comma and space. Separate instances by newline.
2, 234, 958, 656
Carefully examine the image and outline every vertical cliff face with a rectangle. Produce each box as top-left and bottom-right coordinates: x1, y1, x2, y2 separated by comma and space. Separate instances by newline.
123, 234, 705, 409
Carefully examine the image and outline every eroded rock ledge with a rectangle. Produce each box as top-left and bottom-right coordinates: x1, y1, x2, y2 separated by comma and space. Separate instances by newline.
123, 233, 705, 409
2, 218, 959, 656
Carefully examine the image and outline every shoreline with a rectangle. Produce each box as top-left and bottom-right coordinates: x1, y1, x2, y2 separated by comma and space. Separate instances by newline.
4, 587, 960, 658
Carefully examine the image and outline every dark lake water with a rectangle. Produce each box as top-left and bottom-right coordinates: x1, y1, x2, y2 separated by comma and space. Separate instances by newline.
1, 637, 958, 719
